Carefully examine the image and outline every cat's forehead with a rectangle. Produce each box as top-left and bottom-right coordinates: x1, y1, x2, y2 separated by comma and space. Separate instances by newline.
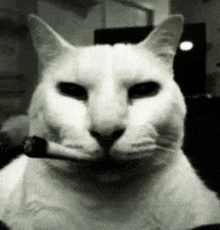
48, 44, 171, 86
78, 44, 163, 78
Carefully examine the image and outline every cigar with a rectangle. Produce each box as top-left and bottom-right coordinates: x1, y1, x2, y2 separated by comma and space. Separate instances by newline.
22, 136, 99, 162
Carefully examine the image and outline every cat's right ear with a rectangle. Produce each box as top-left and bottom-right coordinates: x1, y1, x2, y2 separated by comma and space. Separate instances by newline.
138, 15, 184, 64
28, 14, 71, 65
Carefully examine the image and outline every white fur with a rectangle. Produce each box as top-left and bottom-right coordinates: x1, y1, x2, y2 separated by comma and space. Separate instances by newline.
0, 156, 28, 217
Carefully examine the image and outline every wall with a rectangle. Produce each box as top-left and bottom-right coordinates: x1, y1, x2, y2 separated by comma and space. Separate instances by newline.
37, 0, 170, 46
38, 0, 102, 46
104, 1, 148, 28
0, 0, 37, 123
0, 0, 16, 10
154, 0, 170, 25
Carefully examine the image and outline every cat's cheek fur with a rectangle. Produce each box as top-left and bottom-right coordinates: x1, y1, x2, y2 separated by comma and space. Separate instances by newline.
30, 84, 87, 136
114, 83, 185, 164
128, 83, 185, 134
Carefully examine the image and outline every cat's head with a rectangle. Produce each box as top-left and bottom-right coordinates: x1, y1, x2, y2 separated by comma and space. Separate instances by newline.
27, 14, 185, 180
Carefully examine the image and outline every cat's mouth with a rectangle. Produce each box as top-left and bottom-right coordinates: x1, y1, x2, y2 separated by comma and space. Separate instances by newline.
23, 136, 134, 163
23, 136, 140, 166
22, 136, 143, 182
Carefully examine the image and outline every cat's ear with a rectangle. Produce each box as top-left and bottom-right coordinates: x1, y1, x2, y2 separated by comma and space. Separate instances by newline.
28, 14, 71, 65
138, 15, 184, 63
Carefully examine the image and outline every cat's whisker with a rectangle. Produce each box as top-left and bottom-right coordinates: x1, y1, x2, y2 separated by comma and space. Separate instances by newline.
22, 136, 100, 162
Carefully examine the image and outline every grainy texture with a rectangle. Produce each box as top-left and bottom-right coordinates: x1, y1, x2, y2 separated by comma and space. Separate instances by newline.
1, 15, 220, 229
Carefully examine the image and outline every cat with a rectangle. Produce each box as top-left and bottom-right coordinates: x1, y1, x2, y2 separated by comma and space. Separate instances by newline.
1, 14, 220, 230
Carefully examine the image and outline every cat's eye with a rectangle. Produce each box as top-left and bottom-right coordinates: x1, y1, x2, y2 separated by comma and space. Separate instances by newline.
57, 82, 88, 100
128, 81, 160, 99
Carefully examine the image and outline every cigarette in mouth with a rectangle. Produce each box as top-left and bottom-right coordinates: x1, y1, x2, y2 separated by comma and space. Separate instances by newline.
22, 136, 98, 162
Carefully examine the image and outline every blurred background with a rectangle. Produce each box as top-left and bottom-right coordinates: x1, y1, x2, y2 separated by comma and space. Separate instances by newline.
0, 0, 220, 194
1, 0, 220, 119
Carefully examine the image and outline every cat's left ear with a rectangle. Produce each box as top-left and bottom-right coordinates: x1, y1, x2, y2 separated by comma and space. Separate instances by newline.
28, 14, 72, 67
138, 15, 184, 63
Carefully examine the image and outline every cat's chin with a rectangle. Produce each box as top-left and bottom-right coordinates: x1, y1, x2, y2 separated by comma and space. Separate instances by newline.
45, 155, 143, 183
75, 157, 148, 184
92, 172, 127, 183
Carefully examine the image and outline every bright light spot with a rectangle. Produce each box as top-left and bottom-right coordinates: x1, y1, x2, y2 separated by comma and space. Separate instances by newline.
179, 41, 194, 51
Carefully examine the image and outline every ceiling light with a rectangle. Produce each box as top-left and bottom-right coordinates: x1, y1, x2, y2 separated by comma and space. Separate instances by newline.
179, 41, 194, 51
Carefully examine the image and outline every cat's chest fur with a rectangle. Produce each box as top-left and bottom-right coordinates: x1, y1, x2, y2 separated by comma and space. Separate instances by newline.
3, 153, 220, 230
1, 14, 220, 230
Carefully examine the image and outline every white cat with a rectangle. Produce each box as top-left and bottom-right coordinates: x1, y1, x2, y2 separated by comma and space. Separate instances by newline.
1, 14, 220, 230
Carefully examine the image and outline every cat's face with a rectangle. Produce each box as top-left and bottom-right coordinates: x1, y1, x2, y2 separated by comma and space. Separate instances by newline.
28, 15, 185, 180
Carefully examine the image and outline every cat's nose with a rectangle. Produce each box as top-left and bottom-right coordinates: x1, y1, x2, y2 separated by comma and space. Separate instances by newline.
90, 127, 125, 150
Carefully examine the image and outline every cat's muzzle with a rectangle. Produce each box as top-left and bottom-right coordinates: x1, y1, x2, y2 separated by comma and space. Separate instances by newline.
22, 136, 100, 162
